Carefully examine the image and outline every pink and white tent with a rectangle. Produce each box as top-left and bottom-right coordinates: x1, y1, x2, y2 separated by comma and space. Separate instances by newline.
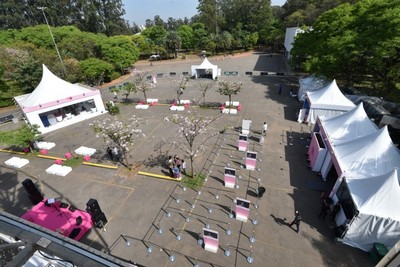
14, 65, 106, 134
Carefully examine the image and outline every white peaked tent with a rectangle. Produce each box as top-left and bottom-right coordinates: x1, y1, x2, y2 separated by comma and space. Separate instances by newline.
14, 64, 106, 134
298, 75, 326, 101
303, 79, 355, 124
317, 103, 378, 179
191, 58, 220, 80
340, 169, 400, 251
332, 126, 400, 179
320, 103, 378, 142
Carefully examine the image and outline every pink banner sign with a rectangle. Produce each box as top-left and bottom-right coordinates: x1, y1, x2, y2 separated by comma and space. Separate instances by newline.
245, 151, 257, 170
235, 198, 250, 222
238, 134, 248, 151
224, 167, 236, 188
203, 228, 219, 253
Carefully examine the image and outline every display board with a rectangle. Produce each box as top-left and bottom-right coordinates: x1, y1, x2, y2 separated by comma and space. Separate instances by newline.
242, 119, 252, 135
238, 134, 248, 151
203, 228, 219, 253
245, 151, 257, 170
235, 198, 250, 222
224, 167, 236, 188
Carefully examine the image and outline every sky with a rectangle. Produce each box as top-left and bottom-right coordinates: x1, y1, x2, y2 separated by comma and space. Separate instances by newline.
122, 0, 286, 26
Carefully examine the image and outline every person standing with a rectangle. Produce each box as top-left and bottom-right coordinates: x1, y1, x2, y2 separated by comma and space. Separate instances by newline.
318, 198, 330, 220
167, 156, 174, 177
181, 159, 186, 175
278, 84, 282, 95
289, 211, 302, 233
107, 147, 113, 161
262, 122, 268, 136
112, 147, 119, 162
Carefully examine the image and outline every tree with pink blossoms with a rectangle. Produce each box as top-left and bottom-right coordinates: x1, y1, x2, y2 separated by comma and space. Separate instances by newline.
91, 116, 143, 169
132, 71, 155, 102
170, 75, 190, 104
166, 111, 219, 177
217, 80, 243, 106
196, 79, 216, 104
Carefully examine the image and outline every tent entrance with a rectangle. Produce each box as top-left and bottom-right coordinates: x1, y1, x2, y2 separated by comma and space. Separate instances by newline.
38, 100, 96, 128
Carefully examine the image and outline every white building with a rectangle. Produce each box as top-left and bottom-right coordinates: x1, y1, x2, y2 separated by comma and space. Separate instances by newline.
284, 27, 304, 59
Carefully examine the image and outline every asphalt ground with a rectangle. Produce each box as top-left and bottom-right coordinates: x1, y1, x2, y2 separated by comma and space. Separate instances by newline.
0, 52, 373, 267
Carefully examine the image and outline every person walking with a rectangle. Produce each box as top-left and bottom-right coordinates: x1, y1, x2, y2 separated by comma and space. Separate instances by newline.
289, 211, 302, 233
318, 198, 330, 220
278, 84, 282, 95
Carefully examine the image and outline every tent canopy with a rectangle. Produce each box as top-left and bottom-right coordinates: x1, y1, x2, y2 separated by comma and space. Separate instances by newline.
333, 126, 400, 178
307, 79, 355, 110
320, 103, 378, 142
304, 79, 356, 124
17, 64, 94, 109
342, 169, 400, 251
298, 75, 326, 101
191, 58, 219, 80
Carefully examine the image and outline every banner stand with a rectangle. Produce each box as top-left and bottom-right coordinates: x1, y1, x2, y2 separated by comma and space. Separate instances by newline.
245, 151, 257, 170
224, 167, 236, 188
238, 134, 248, 151
203, 228, 219, 253
235, 198, 250, 222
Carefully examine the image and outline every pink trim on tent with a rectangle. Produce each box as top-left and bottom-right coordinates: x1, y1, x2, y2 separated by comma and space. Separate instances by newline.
22, 91, 100, 113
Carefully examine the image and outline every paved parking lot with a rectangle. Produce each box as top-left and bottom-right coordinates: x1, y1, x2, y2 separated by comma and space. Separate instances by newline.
0, 53, 372, 266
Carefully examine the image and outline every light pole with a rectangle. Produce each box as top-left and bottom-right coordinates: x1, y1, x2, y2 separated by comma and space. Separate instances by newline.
37, 7, 66, 76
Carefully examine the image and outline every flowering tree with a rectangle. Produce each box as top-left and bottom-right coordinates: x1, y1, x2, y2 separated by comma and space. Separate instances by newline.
170, 75, 190, 104
196, 79, 216, 103
132, 71, 155, 102
217, 80, 243, 105
91, 116, 143, 168
166, 112, 218, 177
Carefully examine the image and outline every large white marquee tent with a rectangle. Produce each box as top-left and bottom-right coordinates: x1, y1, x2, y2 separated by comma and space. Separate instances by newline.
298, 79, 355, 124
337, 169, 400, 252
14, 64, 106, 134
315, 103, 378, 180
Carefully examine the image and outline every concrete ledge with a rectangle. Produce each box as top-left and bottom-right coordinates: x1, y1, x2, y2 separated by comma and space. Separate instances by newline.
82, 162, 118, 169
138, 171, 181, 181
0, 149, 26, 155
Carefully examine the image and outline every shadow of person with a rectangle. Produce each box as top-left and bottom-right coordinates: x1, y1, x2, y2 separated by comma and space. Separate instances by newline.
270, 214, 289, 227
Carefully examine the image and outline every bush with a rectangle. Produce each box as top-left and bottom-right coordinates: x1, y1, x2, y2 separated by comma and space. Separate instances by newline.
110, 71, 121, 81
106, 103, 120, 115
0, 97, 14, 108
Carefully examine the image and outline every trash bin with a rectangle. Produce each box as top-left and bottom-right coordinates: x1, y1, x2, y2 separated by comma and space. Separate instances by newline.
370, 243, 388, 264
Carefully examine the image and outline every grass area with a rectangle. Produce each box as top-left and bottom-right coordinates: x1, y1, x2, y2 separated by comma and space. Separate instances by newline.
63, 156, 83, 167
181, 172, 206, 190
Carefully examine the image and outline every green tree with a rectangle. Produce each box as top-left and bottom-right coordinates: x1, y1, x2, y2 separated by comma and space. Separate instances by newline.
178, 25, 194, 50
99, 35, 139, 74
165, 31, 181, 58
80, 58, 114, 86
141, 25, 168, 54
121, 82, 137, 101
0, 124, 40, 150
291, 0, 400, 99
